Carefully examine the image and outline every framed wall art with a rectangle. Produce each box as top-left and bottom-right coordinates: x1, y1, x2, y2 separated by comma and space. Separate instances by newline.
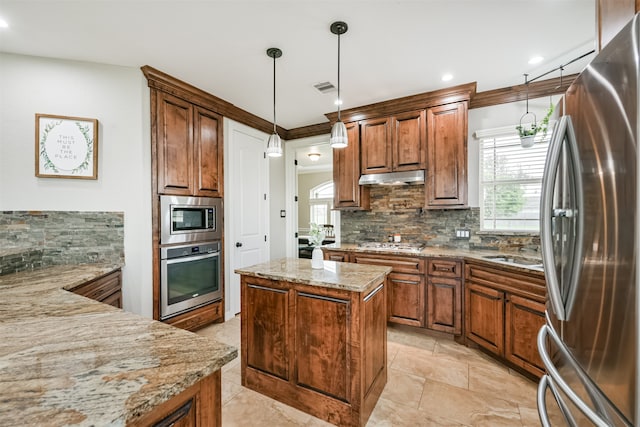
35, 114, 99, 179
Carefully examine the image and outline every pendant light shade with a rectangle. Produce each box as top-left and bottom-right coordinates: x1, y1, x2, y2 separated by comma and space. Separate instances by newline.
330, 21, 348, 149
266, 47, 283, 157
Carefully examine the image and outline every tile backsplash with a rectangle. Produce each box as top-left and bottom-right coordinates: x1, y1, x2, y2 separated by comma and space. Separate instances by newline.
0, 211, 124, 276
340, 185, 540, 255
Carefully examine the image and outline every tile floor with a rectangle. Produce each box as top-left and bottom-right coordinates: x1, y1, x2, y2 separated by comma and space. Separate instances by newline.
197, 317, 549, 426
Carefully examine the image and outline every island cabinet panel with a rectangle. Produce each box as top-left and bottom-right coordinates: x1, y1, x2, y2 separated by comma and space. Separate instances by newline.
333, 122, 370, 210
296, 292, 350, 402
360, 117, 393, 174
245, 282, 289, 380
425, 101, 468, 209
362, 284, 387, 401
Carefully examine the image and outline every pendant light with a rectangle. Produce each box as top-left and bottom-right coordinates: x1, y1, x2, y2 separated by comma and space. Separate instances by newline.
330, 21, 348, 149
266, 47, 283, 157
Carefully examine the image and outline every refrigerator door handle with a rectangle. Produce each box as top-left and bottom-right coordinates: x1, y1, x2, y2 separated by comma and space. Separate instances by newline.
538, 374, 580, 427
541, 115, 569, 320
538, 324, 612, 427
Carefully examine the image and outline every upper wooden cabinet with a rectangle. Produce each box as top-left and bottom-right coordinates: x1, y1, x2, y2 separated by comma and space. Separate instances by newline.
360, 109, 426, 174
333, 122, 370, 210
155, 91, 223, 197
426, 101, 468, 209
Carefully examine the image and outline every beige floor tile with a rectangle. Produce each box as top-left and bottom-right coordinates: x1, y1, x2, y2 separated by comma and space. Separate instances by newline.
222, 363, 242, 385
379, 368, 426, 409
419, 378, 522, 426
221, 378, 243, 404
222, 388, 312, 426
387, 341, 401, 366
468, 364, 537, 408
435, 340, 509, 374
387, 325, 438, 352
368, 396, 467, 427
392, 349, 469, 389
518, 406, 542, 427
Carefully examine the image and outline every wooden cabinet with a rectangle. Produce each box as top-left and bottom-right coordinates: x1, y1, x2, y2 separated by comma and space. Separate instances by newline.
129, 370, 221, 427
426, 102, 468, 209
351, 253, 425, 327
426, 258, 463, 335
71, 269, 122, 309
156, 91, 223, 197
333, 122, 370, 210
240, 272, 387, 427
165, 300, 223, 332
360, 110, 426, 174
322, 249, 350, 262
465, 261, 546, 377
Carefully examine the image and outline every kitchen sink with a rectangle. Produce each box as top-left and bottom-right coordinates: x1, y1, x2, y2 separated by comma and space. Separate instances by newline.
482, 254, 544, 270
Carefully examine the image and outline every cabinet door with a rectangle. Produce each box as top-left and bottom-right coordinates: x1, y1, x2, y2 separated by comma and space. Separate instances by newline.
465, 282, 504, 356
392, 110, 426, 171
360, 117, 392, 174
505, 294, 545, 377
157, 92, 193, 195
388, 273, 425, 327
427, 276, 461, 335
333, 122, 370, 209
426, 102, 468, 208
322, 249, 350, 262
245, 283, 289, 380
295, 292, 350, 402
363, 284, 386, 395
193, 106, 223, 197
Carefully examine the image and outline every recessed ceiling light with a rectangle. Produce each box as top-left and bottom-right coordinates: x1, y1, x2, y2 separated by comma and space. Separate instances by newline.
308, 153, 321, 162
528, 56, 544, 65
0, 18, 8, 28
441, 73, 453, 82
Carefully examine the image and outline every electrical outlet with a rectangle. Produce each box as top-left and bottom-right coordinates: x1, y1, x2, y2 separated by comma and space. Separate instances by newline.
455, 228, 470, 239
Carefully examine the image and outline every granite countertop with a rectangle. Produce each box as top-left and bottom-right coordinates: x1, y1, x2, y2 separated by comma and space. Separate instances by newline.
322, 243, 545, 276
0, 264, 237, 426
235, 257, 392, 293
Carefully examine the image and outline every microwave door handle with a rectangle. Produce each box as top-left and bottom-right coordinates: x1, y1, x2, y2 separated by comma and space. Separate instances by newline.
541, 115, 569, 320
538, 375, 579, 427
538, 324, 611, 427
166, 252, 220, 264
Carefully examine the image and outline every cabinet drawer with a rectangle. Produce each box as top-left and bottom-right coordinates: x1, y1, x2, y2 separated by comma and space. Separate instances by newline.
352, 254, 424, 274
427, 258, 462, 278
465, 262, 545, 301
72, 270, 122, 303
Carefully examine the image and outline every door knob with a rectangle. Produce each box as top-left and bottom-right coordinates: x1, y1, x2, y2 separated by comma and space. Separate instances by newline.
235, 242, 243, 247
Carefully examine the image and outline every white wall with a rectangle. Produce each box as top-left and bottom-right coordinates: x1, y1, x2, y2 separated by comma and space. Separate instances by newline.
467, 97, 558, 207
0, 53, 152, 317
269, 152, 287, 259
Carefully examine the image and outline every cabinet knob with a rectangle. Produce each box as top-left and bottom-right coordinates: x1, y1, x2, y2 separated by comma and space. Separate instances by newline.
235, 242, 243, 248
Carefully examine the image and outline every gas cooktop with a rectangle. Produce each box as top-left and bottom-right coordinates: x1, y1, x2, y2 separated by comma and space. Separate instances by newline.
357, 242, 425, 253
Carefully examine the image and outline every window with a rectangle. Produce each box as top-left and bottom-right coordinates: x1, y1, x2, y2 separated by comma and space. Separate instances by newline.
478, 128, 551, 232
309, 181, 334, 226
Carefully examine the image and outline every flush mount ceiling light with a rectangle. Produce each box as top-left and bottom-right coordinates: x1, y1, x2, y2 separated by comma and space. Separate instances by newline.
0, 17, 8, 28
441, 73, 453, 82
266, 47, 283, 157
308, 152, 321, 162
528, 55, 544, 65
330, 21, 348, 149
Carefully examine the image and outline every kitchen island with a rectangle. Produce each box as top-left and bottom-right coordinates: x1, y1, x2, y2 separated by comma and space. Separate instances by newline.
0, 264, 237, 426
235, 258, 391, 427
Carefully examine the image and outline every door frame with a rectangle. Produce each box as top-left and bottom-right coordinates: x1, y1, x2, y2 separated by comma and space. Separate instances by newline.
284, 135, 340, 258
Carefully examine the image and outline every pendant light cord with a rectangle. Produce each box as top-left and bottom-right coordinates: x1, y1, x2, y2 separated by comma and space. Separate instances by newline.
337, 31, 341, 121
524, 73, 529, 114
272, 54, 277, 133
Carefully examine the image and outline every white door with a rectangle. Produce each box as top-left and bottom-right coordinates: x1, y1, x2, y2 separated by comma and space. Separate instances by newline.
224, 119, 269, 319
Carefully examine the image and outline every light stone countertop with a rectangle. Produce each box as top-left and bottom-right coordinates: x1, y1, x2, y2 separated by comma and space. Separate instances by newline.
0, 264, 237, 426
322, 243, 545, 276
235, 257, 392, 294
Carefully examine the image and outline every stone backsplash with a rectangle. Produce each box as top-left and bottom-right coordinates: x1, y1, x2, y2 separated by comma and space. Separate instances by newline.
0, 211, 124, 276
340, 185, 540, 255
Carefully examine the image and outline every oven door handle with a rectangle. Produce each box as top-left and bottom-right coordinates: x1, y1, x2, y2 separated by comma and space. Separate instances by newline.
165, 252, 220, 264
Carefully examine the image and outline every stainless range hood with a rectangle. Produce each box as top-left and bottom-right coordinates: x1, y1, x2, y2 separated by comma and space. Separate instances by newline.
358, 170, 425, 186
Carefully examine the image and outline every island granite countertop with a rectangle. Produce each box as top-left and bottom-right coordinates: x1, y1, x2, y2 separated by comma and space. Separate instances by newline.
0, 264, 237, 426
235, 257, 392, 294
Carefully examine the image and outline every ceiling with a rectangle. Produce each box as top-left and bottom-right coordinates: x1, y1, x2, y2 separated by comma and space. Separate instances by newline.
0, 1, 595, 130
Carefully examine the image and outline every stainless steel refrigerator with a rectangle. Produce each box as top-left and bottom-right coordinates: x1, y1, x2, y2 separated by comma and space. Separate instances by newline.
537, 14, 639, 427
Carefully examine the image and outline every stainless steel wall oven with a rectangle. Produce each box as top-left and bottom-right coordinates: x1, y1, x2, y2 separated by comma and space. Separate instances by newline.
160, 241, 222, 320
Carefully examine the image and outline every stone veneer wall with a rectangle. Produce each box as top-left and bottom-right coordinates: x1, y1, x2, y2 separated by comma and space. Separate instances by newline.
0, 211, 124, 276
340, 186, 540, 255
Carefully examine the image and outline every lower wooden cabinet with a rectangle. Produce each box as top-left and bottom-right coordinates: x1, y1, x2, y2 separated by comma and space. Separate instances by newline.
426, 259, 463, 335
388, 272, 425, 327
129, 370, 221, 427
465, 261, 546, 378
323, 249, 350, 262
70, 269, 122, 309
165, 300, 223, 332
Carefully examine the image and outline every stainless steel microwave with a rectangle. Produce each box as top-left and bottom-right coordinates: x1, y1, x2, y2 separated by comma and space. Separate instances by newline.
160, 195, 222, 244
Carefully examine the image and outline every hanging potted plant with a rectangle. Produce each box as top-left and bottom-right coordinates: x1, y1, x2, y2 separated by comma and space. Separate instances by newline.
516, 104, 554, 148
308, 223, 326, 269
